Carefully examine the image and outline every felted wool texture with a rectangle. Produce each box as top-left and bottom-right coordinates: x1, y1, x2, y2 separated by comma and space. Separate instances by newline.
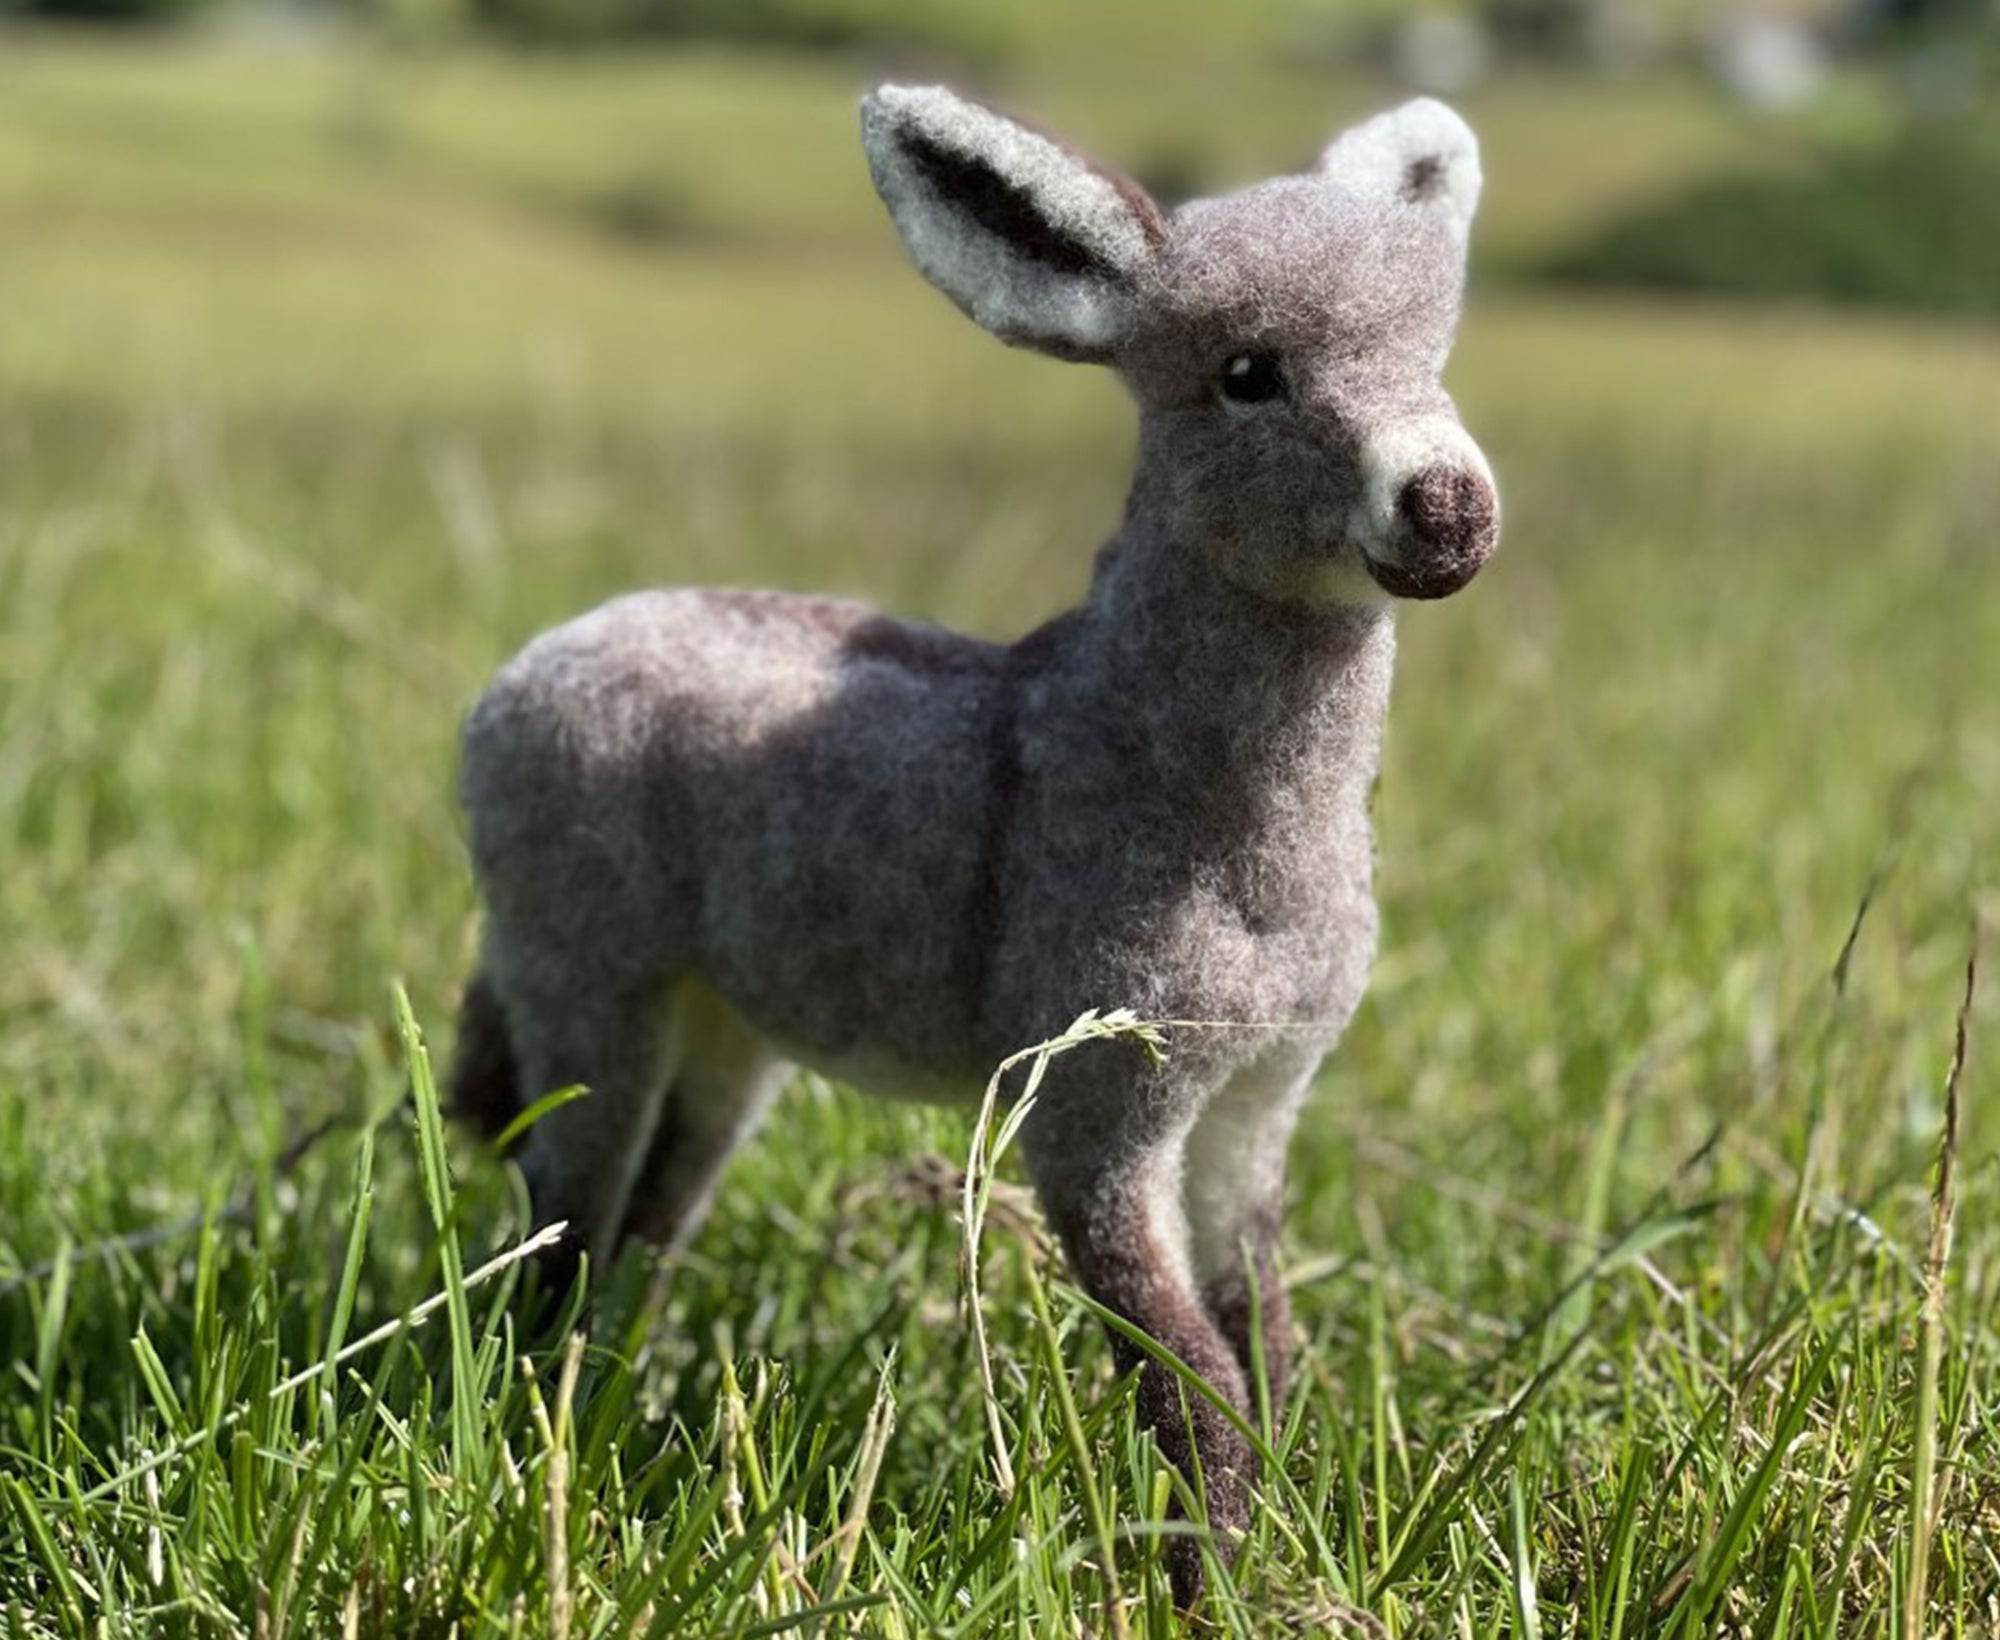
1317, 96, 1483, 244
860, 84, 1164, 361
452, 85, 1501, 1607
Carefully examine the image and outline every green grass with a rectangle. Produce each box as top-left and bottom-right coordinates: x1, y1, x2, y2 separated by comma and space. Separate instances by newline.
2, 34, 1998, 1638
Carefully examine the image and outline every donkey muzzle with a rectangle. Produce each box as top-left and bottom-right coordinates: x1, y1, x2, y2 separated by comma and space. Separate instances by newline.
1364, 462, 1499, 599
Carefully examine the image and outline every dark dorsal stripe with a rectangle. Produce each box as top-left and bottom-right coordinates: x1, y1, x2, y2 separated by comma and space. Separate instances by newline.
963, 609, 1081, 1031
902, 130, 1119, 280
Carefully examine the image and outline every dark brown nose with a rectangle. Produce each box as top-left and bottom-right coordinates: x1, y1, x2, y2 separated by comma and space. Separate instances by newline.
1401, 464, 1498, 560
1374, 464, 1499, 599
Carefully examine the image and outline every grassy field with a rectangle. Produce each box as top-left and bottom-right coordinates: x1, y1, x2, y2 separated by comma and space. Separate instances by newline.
2, 34, 1998, 1638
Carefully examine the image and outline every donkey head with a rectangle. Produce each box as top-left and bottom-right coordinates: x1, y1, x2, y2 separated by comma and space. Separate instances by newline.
862, 86, 1499, 606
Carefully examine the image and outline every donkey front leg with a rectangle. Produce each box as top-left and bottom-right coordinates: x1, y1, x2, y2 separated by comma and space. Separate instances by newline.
1181, 1045, 1318, 1416
1021, 1073, 1255, 1608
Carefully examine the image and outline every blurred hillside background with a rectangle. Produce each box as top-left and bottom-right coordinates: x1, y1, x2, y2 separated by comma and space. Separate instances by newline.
4, 0, 2000, 1633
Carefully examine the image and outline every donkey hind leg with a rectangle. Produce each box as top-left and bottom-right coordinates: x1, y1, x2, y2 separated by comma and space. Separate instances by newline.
448, 969, 521, 1142
1021, 1080, 1252, 1609
615, 981, 791, 1253
1180, 1048, 1317, 1418
504, 974, 686, 1298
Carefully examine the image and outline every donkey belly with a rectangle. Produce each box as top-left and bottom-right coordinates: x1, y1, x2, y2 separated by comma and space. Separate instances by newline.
693, 757, 998, 1098
682, 624, 1006, 1102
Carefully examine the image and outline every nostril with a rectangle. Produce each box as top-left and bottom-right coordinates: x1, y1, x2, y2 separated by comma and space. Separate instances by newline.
1399, 464, 1497, 559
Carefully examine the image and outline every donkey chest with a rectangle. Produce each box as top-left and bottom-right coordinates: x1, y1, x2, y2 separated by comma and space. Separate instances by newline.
1163, 871, 1377, 1025
993, 833, 1377, 1038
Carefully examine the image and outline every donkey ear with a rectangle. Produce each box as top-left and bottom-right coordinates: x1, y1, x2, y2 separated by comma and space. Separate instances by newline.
861, 84, 1165, 363
1318, 98, 1482, 245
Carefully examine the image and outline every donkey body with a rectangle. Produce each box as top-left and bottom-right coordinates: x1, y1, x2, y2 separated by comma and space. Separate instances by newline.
454, 85, 1498, 1602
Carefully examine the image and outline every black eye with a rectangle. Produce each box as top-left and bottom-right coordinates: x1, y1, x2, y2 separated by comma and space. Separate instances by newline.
1219, 351, 1285, 405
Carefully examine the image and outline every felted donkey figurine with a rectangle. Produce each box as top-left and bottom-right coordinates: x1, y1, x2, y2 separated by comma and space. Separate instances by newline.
451, 84, 1498, 1603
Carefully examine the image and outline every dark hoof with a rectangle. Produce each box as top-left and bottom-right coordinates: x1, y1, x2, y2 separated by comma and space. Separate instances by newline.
1167, 1533, 1206, 1609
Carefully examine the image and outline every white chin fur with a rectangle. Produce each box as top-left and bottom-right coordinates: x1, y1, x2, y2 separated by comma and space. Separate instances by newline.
1289, 550, 1394, 608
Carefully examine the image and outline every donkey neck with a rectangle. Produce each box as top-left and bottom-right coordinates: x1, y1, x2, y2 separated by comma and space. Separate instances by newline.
1063, 517, 1397, 820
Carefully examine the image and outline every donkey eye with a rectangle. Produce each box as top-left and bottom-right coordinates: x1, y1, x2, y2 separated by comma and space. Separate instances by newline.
1219, 351, 1286, 405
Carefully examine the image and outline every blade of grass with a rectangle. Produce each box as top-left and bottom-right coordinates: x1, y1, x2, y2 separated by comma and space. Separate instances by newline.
319, 1121, 375, 1445
1024, 1256, 1130, 1640
33, 1235, 72, 1454
960, 1008, 1168, 1500
1508, 1469, 1542, 1640
525, 1331, 585, 1640
395, 982, 484, 1478
810, 1345, 897, 1631
1904, 931, 1976, 1638
493, 1083, 590, 1155
5, 1475, 89, 1632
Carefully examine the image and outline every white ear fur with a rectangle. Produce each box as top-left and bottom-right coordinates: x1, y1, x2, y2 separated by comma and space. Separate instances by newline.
860, 84, 1163, 362
1318, 98, 1482, 243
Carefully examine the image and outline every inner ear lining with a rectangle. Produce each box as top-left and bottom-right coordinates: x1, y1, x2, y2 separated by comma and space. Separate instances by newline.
901, 130, 1122, 281
1402, 153, 1446, 203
